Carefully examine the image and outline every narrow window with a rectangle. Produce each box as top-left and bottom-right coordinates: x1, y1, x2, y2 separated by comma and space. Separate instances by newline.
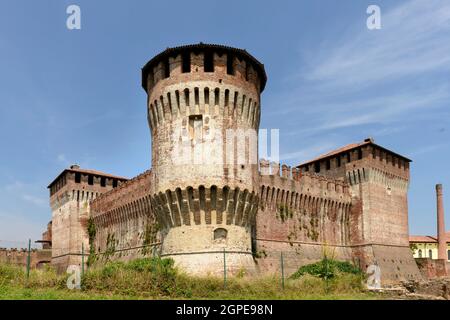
326, 159, 331, 170
214, 88, 219, 105
314, 162, 320, 173
429, 250, 433, 259
182, 52, 191, 73
100, 177, 106, 187
175, 90, 180, 111
204, 88, 210, 105
358, 148, 363, 160
347, 153, 351, 163
225, 89, 229, 106
195, 87, 199, 105
88, 175, 94, 185
167, 93, 172, 114
75, 173, 81, 183
112, 179, 118, 188
418, 249, 422, 258
163, 59, 170, 78
337, 156, 341, 167
233, 91, 238, 115
204, 51, 214, 72
227, 54, 234, 75
184, 89, 190, 106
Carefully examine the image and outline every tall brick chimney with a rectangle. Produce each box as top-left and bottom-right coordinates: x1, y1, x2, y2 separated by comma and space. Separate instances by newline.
436, 184, 446, 260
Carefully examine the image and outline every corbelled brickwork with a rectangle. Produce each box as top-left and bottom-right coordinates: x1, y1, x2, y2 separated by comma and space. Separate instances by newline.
46, 44, 422, 284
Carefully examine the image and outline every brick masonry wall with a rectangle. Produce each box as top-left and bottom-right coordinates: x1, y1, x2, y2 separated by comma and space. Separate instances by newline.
255, 162, 354, 275
0, 249, 52, 269
50, 171, 125, 271
90, 170, 160, 262
415, 258, 448, 279
143, 47, 264, 275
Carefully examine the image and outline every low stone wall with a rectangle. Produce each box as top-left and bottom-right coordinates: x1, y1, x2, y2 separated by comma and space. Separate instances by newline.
0, 248, 52, 269
415, 258, 448, 279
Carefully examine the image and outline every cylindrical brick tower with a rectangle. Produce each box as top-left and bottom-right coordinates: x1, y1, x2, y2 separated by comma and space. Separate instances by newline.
436, 184, 446, 260
141, 43, 267, 274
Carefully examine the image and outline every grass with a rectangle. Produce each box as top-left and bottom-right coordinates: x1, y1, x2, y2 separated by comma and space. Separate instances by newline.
0, 258, 380, 300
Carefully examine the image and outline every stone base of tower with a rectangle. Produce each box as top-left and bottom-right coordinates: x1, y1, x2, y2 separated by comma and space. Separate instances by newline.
352, 244, 423, 285
159, 224, 256, 276
163, 252, 256, 276
51, 254, 83, 273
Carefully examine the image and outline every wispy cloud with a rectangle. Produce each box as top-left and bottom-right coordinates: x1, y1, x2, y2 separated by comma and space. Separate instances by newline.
280, 141, 337, 163
22, 194, 47, 207
271, 0, 450, 141
0, 211, 43, 248
302, 0, 450, 88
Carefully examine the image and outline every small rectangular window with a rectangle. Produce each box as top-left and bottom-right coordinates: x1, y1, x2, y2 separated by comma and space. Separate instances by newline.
164, 59, 170, 78
112, 179, 118, 188
182, 52, 191, 73
100, 177, 106, 187
204, 51, 214, 72
227, 54, 234, 75
88, 175, 94, 185
314, 162, 320, 173
337, 156, 341, 167
358, 148, 363, 160
75, 173, 81, 183
326, 159, 331, 170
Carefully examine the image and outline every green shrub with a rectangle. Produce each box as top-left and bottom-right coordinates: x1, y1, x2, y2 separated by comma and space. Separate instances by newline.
290, 258, 362, 280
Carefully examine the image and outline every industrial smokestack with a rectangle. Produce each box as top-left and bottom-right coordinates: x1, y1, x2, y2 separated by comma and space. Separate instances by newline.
436, 184, 446, 260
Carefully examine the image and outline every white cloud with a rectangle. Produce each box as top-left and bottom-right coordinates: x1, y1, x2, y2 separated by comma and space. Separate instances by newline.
22, 194, 47, 207
0, 211, 43, 248
303, 0, 450, 88
273, 0, 450, 140
280, 141, 337, 164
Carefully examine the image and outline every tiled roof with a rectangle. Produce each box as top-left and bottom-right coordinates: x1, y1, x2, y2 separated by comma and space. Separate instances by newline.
409, 232, 450, 243
48, 167, 128, 188
297, 138, 411, 167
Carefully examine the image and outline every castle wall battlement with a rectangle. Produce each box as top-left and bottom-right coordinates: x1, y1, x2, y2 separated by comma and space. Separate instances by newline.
143, 45, 265, 97
89, 170, 158, 261
0, 248, 52, 269
91, 170, 152, 215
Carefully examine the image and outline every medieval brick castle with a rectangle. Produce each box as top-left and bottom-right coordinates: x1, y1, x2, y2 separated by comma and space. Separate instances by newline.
46, 43, 423, 284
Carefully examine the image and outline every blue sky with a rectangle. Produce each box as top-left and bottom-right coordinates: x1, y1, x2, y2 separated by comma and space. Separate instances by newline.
0, 0, 449, 247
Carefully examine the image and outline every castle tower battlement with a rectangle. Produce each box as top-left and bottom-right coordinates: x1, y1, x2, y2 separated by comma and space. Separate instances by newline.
47, 165, 128, 271
141, 44, 267, 274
